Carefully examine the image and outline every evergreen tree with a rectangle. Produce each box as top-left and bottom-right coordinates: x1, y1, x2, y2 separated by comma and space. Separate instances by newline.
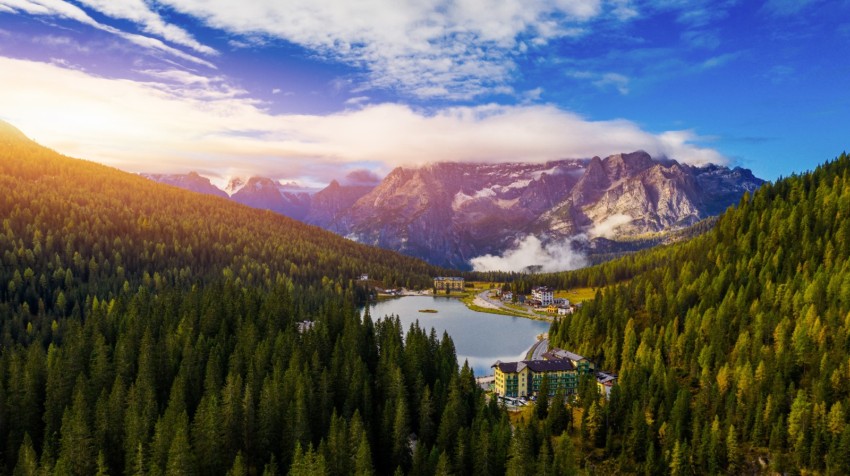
535, 375, 550, 420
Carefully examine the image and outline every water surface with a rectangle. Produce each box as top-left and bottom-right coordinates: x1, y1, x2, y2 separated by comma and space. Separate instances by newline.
365, 296, 550, 377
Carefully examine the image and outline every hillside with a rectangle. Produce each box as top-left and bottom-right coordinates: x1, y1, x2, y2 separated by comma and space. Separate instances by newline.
0, 120, 445, 298
0, 121, 522, 475
541, 153, 850, 473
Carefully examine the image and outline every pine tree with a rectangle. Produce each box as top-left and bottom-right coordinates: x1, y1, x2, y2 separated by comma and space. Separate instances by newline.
551, 434, 577, 476
13, 433, 39, 476
536, 375, 550, 420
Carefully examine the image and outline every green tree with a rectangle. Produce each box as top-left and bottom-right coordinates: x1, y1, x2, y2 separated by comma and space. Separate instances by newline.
536, 375, 550, 420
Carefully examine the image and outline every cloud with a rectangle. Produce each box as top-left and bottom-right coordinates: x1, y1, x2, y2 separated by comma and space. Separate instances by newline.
74, 0, 216, 55
761, 0, 820, 16
0, 0, 215, 68
0, 57, 727, 183
589, 213, 632, 238
469, 235, 588, 273
698, 52, 740, 70
345, 96, 371, 107
568, 70, 630, 94
152, 0, 610, 99
32, 34, 91, 53
342, 169, 382, 186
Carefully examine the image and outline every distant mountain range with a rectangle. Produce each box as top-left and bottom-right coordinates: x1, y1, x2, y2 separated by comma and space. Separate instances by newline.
144, 151, 764, 269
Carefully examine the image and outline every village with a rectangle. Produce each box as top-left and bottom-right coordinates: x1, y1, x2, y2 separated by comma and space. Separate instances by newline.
430, 276, 587, 320
364, 275, 618, 407
365, 275, 588, 320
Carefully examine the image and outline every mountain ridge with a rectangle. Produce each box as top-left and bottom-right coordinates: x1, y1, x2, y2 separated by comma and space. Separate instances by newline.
143, 151, 763, 269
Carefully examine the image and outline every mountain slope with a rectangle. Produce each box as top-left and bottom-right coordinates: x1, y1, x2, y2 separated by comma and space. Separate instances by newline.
143, 153, 761, 269
537, 152, 850, 473
337, 152, 763, 268
304, 179, 374, 227
229, 176, 313, 220
0, 120, 444, 295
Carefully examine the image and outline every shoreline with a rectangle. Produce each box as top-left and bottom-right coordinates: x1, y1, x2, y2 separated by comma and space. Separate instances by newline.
374, 288, 556, 323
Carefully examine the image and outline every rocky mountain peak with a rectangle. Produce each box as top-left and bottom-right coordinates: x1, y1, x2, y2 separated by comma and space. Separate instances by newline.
603, 150, 655, 180
334, 152, 764, 268
143, 151, 764, 270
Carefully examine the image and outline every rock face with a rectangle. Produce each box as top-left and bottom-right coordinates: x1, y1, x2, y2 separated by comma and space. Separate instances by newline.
230, 177, 313, 220
143, 151, 763, 269
304, 180, 374, 227
334, 151, 763, 268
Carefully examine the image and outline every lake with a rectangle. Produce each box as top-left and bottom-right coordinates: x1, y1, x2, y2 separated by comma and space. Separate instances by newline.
364, 295, 551, 377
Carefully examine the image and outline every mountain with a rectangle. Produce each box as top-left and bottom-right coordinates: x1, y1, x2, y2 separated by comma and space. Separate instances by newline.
140, 171, 228, 198
144, 173, 376, 224
142, 152, 762, 269
223, 176, 245, 195
335, 151, 763, 268
304, 179, 374, 227
229, 176, 313, 220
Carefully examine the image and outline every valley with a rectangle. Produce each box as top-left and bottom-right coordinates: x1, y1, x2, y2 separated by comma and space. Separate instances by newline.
2, 121, 848, 475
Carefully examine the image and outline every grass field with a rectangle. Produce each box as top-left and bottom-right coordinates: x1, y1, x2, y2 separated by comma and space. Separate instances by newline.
555, 286, 600, 303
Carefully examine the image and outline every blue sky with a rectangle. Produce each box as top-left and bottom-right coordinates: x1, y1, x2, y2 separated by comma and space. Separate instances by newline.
0, 0, 847, 186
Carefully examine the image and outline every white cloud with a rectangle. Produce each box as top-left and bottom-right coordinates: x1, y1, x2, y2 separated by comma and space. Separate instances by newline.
0, 0, 215, 68
761, 0, 819, 16
345, 96, 370, 106
0, 57, 727, 182
470, 235, 588, 273
589, 213, 632, 238
154, 0, 607, 98
595, 72, 629, 95
569, 70, 630, 94
74, 0, 216, 55
32, 34, 91, 53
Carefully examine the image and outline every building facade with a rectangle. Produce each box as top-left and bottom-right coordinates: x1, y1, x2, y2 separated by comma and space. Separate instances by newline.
434, 276, 465, 290
531, 286, 554, 306
493, 360, 579, 398
494, 347, 616, 399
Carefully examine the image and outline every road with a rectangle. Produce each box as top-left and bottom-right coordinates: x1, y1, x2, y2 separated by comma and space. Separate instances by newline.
526, 338, 550, 360
476, 290, 540, 318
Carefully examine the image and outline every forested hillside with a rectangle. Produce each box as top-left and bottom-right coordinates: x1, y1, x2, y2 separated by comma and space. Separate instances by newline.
546, 153, 850, 473
0, 123, 529, 475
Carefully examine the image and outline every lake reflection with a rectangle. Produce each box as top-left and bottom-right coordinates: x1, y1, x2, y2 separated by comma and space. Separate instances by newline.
365, 296, 550, 377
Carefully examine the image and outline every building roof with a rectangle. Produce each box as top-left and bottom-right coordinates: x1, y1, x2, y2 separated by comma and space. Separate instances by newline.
532, 286, 554, 292
595, 371, 617, 385
525, 359, 575, 372
543, 347, 586, 362
493, 359, 574, 373
434, 276, 464, 281
493, 361, 526, 373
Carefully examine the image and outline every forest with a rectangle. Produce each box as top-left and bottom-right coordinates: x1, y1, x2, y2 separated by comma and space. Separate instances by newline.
1, 119, 849, 474
543, 153, 850, 474
0, 121, 578, 475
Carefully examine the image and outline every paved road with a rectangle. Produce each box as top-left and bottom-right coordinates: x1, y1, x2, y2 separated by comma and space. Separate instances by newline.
476, 290, 539, 318
530, 338, 550, 360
